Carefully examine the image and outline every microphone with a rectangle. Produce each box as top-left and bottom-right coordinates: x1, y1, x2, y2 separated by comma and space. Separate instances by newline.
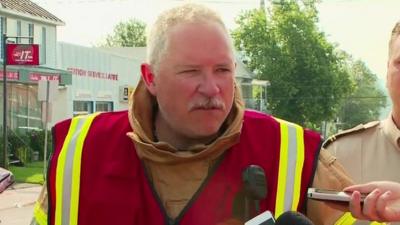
242, 165, 267, 220
275, 211, 314, 225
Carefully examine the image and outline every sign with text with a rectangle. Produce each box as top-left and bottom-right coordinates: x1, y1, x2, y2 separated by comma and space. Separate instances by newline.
29, 73, 60, 82
0, 71, 19, 80
6, 44, 39, 65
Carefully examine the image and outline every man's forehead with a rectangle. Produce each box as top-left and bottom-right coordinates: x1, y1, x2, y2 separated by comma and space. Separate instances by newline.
173, 62, 235, 68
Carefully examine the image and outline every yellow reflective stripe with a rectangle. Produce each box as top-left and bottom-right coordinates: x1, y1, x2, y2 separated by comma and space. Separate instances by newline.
291, 124, 304, 211
274, 118, 305, 217
69, 113, 98, 225
33, 201, 47, 225
335, 212, 356, 225
55, 113, 99, 225
370, 222, 387, 225
55, 118, 80, 225
334, 212, 387, 225
275, 120, 289, 218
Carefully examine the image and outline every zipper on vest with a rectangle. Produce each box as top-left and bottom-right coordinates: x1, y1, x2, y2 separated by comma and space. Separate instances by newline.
168, 218, 177, 225
141, 155, 225, 225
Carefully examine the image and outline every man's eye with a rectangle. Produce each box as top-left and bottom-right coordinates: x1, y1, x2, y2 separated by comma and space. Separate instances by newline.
216, 68, 231, 73
179, 69, 198, 74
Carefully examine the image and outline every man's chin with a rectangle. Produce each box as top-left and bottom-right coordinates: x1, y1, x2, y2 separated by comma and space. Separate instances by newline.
189, 127, 221, 140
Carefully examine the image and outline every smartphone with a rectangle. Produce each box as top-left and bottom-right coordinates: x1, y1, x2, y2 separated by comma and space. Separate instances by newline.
307, 188, 367, 203
245, 210, 275, 225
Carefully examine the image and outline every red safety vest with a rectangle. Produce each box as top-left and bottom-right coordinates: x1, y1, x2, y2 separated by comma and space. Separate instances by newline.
46, 110, 321, 225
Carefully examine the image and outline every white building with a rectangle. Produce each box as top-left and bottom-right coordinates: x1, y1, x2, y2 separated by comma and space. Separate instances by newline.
54, 42, 140, 123
0, 0, 71, 133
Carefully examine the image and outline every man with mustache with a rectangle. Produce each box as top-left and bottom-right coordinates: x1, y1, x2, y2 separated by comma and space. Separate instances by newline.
32, 3, 359, 225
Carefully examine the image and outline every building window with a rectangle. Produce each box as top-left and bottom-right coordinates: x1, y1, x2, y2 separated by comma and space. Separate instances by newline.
40, 27, 46, 64
0, 16, 7, 59
28, 23, 34, 44
16, 21, 21, 43
7, 84, 43, 132
95, 101, 113, 112
73, 101, 93, 117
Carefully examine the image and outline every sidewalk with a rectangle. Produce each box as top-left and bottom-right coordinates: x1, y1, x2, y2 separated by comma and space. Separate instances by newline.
0, 183, 42, 225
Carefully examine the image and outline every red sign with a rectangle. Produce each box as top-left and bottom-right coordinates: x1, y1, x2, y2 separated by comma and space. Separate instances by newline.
29, 73, 60, 81
0, 71, 19, 80
6, 44, 39, 65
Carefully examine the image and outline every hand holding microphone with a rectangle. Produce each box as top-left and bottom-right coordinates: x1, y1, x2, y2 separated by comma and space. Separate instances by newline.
345, 181, 400, 222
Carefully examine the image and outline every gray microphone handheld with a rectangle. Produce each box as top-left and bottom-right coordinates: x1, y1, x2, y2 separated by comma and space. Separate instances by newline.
242, 165, 267, 221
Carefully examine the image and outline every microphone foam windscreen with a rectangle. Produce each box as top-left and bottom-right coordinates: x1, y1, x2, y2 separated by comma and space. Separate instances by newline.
275, 211, 314, 225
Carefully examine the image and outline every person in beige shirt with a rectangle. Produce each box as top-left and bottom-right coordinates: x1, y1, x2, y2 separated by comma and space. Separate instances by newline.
325, 21, 400, 224
31, 3, 363, 225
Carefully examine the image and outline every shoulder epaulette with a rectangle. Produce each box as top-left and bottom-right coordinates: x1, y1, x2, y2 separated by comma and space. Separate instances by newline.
322, 120, 380, 148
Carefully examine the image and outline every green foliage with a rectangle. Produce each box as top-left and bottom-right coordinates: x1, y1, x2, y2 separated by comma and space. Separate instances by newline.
100, 18, 146, 47
232, 0, 352, 127
1, 129, 52, 166
28, 130, 52, 161
10, 162, 44, 184
337, 56, 387, 130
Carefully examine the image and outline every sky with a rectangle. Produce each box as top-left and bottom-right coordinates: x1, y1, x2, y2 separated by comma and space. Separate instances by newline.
31, 0, 400, 82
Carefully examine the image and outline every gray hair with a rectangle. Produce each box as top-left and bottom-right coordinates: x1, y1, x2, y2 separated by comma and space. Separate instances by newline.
146, 3, 229, 73
389, 21, 400, 57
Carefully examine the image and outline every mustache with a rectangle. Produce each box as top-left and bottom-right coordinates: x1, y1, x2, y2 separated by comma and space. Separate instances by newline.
189, 97, 226, 111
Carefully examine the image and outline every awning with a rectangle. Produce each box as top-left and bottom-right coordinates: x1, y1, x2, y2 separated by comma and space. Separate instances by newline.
0, 64, 72, 85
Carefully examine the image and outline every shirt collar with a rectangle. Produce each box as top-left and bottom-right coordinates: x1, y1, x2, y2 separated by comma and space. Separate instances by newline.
382, 112, 400, 150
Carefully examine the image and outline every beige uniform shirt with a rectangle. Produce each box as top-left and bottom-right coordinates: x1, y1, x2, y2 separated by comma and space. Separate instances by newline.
325, 114, 400, 225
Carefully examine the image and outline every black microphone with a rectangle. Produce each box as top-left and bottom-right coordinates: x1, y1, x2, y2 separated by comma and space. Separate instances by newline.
275, 211, 314, 225
242, 165, 267, 220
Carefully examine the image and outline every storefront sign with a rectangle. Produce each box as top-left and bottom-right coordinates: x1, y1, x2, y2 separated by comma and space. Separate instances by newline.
29, 73, 60, 81
6, 44, 39, 65
67, 67, 118, 81
0, 71, 19, 80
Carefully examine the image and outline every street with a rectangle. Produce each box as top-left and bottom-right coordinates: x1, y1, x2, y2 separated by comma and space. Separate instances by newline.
0, 183, 41, 225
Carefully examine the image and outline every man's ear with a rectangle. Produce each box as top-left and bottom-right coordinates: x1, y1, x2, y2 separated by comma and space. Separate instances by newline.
141, 63, 157, 95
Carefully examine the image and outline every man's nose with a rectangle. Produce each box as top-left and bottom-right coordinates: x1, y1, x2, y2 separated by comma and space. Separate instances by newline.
197, 72, 220, 97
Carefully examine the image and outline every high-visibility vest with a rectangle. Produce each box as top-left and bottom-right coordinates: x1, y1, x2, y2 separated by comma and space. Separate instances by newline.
37, 110, 322, 225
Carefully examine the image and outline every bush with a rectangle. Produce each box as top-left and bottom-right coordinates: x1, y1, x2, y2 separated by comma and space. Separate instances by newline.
28, 130, 53, 160
0, 129, 53, 166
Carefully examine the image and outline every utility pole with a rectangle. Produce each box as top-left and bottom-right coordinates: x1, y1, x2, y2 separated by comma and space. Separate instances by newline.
2, 33, 8, 169
260, 0, 265, 10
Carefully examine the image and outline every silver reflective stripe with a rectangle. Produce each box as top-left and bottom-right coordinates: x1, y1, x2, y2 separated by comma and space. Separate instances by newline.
61, 118, 86, 225
283, 123, 298, 211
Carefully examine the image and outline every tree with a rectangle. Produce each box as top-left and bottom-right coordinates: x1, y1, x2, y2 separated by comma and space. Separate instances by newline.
232, 0, 352, 128
100, 19, 146, 47
337, 56, 387, 130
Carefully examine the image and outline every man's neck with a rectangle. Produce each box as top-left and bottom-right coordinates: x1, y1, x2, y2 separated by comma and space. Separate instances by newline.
154, 114, 218, 150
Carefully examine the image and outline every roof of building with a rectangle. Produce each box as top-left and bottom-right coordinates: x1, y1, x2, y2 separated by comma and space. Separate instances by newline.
0, 0, 64, 24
